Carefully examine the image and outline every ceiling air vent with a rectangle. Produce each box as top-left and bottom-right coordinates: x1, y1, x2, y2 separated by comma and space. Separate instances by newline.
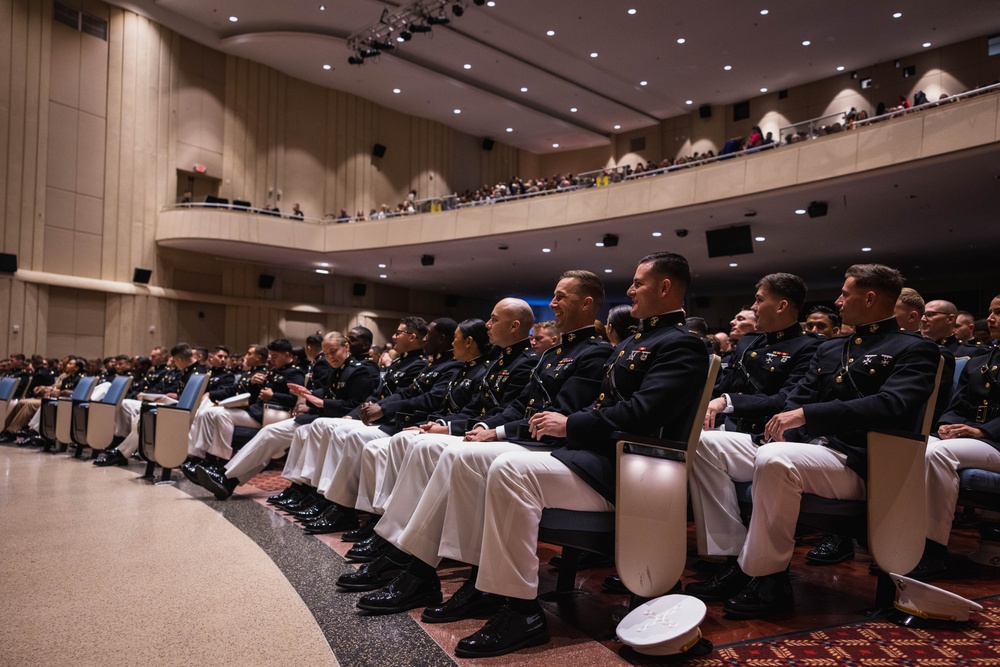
81, 13, 108, 40
53, 1, 80, 30
53, 2, 108, 41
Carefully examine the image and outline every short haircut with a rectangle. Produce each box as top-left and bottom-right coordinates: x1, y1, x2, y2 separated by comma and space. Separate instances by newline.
502, 298, 535, 332
292, 346, 308, 366
212, 345, 230, 355
898, 287, 925, 315
349, 326, 373, 346
808, 305, 841, 327
170, 343, 193, 360
957, 310, 974, 321
757, 273, 808, 311
639, 251, 691, 291
458, 318, 493, 358
974, 319, 990, 333
114, 354, 130, 362
845, 264, 904, 302
249, 344, 268, 361
685, 316, 709, 336
431, 317, 458, 341
533, 320, 558, 336
268, 339, 293, 354
151, 346, 169, 357
560, 269, 605, 311
400, 316, 429, 337
193, 346, 208, 360
323, 331, 349, 346
305, 332, 323, 348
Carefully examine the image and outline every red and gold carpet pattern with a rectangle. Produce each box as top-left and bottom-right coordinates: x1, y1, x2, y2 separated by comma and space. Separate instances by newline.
687, 600, 1000, 666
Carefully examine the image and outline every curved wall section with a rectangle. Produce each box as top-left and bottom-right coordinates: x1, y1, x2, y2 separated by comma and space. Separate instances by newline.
158, 92, 1000, 255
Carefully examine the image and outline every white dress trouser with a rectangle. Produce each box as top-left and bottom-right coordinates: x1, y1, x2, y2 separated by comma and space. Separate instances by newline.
224, 418, 301, 483
690, 430, 759, 557
281, 417, 352, 485
925, 435, 1000, 545
367, 429, 425, 514
355, 435, 392, 513
186, 406, 260, 460
317, 423, 389, 506
476, 451, 613, 601
116, 399, 141, 437
738, 441, 866, 577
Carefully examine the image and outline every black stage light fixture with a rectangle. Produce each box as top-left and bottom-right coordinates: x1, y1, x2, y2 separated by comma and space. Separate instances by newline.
602, 233, 619, 247
399, 28, 413, 41
410, 22, 431, 33
421, 254, 435, 266
348, 54, 364, 65
452, 4, 464, 16
370, 39, 395, 51
360, 48, 381, 59
427, 13, 450, 25
807, 201, 828, 218
473, 0, 485, 5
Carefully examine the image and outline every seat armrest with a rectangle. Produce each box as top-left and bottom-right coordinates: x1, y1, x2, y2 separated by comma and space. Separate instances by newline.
612, 431, 687, 451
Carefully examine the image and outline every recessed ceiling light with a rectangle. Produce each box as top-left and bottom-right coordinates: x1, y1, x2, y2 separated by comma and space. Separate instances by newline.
570, 107, 578, 112
463, 63, 472, 69
590, 52, 599, 58
486, 0, 495, 5
505, 127, 513, 132
755, 236, 766, 242
595, 242, 604, 247
892, 12, 902, 18
315, 269, 329, 274
542, 248, 551, 253
724, 65, 732, 71
229, 15, 238, 22
320, 262, 329, 267
613, 124, 621, 129
922, 42, 932, 48
651, 232, 662, 237
802, 40, 811, 46
760, 9, 769, 15
546, 30, 555, 36
795, 209, 807, 215
379, 274, 388, 279
520, 87, 528, 92
760, 87, 768, 92
627, 8, 636, 15
552, 143, 560, 148
640, 80, 648, 86
319, 5, 325, 10
729, 262, 738, 267
604, 269, 613, 273
397, 36, 405, 42
861, 247, 872, 252
685, 100, 693, 105
676, 38, 685, 44
836, 66, 845, 71
378, 263, 387, 268
393, 88, 401, 94
453, 109, 461, 114
322, 64, 331, 70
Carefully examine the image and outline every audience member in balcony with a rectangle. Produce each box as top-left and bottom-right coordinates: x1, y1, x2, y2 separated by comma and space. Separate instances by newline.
291, 203, 304, 218
747, 126, 764, 148
955, 310, 976, 343
181, 191, 192, 204
920, 294, 1000, 581
337, 209, 351, 223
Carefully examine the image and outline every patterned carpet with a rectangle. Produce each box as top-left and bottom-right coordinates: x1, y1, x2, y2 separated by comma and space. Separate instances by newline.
685, 599, 1000, 666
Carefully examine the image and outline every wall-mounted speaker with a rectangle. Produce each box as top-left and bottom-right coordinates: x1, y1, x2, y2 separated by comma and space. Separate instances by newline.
353, 283, 367, 297
133, 267, 152, 284
482, 138, 494, 151
699, 104, 712, 119
373, 143, 387, 158
420, 255, 435, 266
0, 252, 17, 273
807, 201, 828, 218
258, 274, 275, 289
705, 225, 753, 258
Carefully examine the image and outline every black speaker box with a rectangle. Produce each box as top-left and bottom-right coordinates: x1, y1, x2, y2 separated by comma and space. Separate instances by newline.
133, 267, 152, 284
482, 138, 494, 151
258, 274, 275, 289
353, 283, 367, 297
373, 143, 387, 158
0, 252, 17, 273
705, 226, 753, 258
699, 104, 712, 118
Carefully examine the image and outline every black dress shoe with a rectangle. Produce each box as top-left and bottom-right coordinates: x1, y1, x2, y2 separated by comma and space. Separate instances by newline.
356, 571, 442, 614
267, 487, 300, 505
345, 534, 388, 562
336, 552, 411, 591
196, 465, 239, 500
180, 459, 205, 484
422, 577, 504, 623
93, 449, 129, 467
723, 572, 794, 619
291, 499, 332, 520
684, 561, 751, 602
454, 599, 549, 658
548, 550, 614, 570
342, 520, 376, 542
907, 552, 948, 581
0, 431, 15, 443
303, 509, 360, 534
806, 534, 855, 565
277, 492, 318, 511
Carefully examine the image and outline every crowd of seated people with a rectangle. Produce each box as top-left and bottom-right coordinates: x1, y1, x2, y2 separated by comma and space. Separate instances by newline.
3, 257, 998, 659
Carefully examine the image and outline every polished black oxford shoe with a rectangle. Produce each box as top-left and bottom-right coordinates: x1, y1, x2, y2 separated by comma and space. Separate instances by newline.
806, 534, 855, 565
336, 552, 411, 592
454, 599, 549, 658
422, 577, 504, 623
197, 465, 238, 500
180, 459, 205, 484
685, 561, 751, 602
341, 520, 376, 543
355, 571, 442, 615
548, 551, 614, 570
93, 449, 129, 467
267, 487, 300, 505
303, 509, 359, 534
291, 498, 332, 520
723, 572, 794, 619
345, 534, 388, 562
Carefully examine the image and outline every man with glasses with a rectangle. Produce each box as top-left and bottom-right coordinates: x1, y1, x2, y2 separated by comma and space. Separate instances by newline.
921, 299, 989, 357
